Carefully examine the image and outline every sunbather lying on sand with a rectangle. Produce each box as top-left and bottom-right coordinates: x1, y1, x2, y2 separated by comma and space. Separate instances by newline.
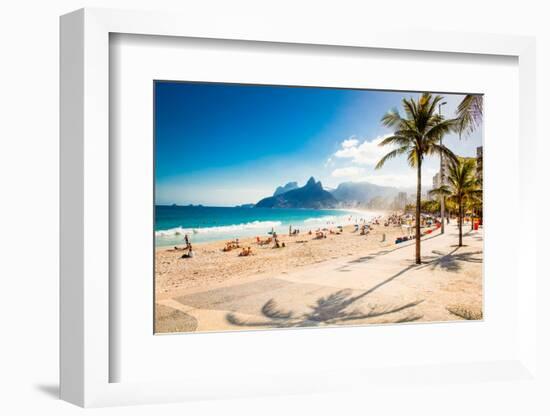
223, 240, 241, 252
256, 236, 273, 246
239, 246, 253, 256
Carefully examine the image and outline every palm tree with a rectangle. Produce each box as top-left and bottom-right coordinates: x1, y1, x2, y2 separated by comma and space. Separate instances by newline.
420, 199, 440, 215
429, 158, 481, 247
456, 93, 484, 226
456, 94, 483, 138
376, 93, 458, 264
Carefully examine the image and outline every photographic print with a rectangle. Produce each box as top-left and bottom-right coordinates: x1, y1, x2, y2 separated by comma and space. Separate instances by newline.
154, 81, 483, 334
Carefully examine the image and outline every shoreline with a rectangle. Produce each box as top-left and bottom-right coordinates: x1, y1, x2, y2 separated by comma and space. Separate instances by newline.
155, 207, 390, 247
155, 214, 411, 299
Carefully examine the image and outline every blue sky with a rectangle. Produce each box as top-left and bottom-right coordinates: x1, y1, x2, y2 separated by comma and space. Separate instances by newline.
155, 81, 482, 206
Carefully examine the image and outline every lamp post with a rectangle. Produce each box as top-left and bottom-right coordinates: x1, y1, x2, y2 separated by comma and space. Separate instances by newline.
438, 101, 447, 234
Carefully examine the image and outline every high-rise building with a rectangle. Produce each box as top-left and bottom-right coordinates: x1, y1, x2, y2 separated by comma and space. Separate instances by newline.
393, 191, 408, 210
431, 155, 452, 199
476, 146, 483, 186
432, 172, 440, 189
441, 155, 452, 186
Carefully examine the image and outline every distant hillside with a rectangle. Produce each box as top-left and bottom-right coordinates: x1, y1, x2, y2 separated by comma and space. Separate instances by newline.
331, 181, 399, 204
256, 177, 338, 209
273, 181, 299, 196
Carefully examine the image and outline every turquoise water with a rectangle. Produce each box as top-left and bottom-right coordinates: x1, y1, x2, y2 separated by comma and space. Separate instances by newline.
155, 205, 377, 246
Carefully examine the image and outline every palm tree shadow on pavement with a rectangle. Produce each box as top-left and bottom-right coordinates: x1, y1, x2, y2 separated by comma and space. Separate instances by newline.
345, 232, 443, 267
226, 263, 425, 329
418, 248, 483, 273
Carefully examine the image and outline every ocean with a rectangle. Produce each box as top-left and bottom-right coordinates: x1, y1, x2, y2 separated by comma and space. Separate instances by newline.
155, 205, 379, 247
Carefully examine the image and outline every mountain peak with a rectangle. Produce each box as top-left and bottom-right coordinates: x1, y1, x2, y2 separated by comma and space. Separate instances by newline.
273, 181, 299, 196
255, 176, 337, 209
305, 177, 323, 191
306, 176, 317, 187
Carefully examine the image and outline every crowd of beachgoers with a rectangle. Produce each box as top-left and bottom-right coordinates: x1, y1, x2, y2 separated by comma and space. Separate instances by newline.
167, 211, 453, 260
155, 211, 455, 297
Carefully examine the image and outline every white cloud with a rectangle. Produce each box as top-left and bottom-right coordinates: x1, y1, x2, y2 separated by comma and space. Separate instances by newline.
334, 134, 393, 166
326, 135, 441, 189
341, 138, 359, 148
331, 167, 366, 178
324, 157, 334, 168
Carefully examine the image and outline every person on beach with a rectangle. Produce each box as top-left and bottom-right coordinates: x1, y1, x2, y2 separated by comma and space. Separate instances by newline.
184, 234, 190, 247
181, 244, 194, 258
239, 246, 253, 256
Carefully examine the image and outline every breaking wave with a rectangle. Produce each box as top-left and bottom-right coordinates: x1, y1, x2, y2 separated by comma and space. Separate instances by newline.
155, 220, 283, 238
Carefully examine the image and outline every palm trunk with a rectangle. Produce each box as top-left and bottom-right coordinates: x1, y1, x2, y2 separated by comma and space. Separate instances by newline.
415, 160, 422, 264
458, 199, 463, 247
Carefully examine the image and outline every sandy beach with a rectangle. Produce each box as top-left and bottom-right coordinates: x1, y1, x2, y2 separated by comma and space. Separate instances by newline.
155, 216, 400, 297
155, 217, 483, 333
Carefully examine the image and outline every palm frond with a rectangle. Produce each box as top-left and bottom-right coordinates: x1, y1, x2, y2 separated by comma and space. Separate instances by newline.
407, 149, 419, 167
402, 98, 418, 121
426, 94, 444, 120
381, 109, 402, 128
442, 157, 481, 200
426, 143, 459, 165
424, 118, 458, 141
428, 185, 452, 197
375, 146, 410, 170
379, 135, 412, 147
456, 94, 483, 138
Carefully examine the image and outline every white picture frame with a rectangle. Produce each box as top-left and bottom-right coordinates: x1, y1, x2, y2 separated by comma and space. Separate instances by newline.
60, 7, 538, 407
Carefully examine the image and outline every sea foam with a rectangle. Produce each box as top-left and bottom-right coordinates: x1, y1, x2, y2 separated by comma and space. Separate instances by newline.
155, 220, 283, 238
